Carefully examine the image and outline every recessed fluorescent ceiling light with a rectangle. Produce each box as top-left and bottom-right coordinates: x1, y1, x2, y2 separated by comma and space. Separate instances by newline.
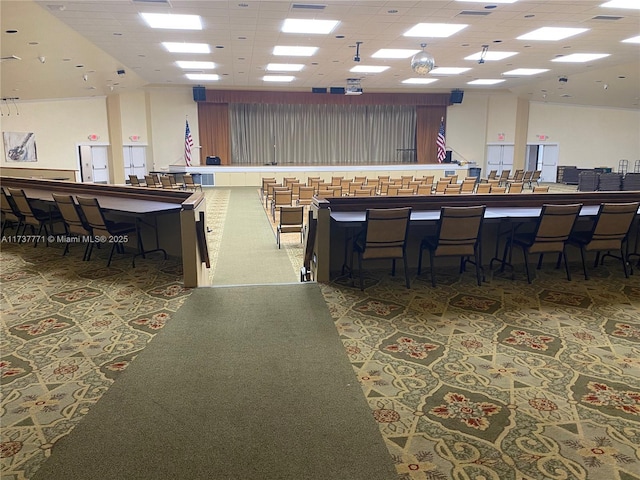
430, 67, 471, 75
468, 79, 506, 85
263, 75, 295, 82
185, 73, 219, 81
552, 53, 610, 63
600, 0, 640, 9
163, 42, 210, 54
517, 27, 588, 41
464, 51, 518, 61
282, 18, 339, 34
140, 13, 202, 30
456, 0, 518, 3
273, 46, 318, 56
372, 49, 420, 59
350, 65, 390, 73
404, 23, 468, 38
622, 35, 640, 43
176, 61, 215, 69
266, 63, 304, 71
402, 78, 439, 84
503, 68, 549, 75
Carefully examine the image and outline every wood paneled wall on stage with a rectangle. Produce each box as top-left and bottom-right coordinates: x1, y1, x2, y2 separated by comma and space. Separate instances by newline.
196, 90, 449, 166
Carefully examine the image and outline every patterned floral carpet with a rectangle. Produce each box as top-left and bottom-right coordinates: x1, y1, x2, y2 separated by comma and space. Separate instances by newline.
320, 266, 640, 480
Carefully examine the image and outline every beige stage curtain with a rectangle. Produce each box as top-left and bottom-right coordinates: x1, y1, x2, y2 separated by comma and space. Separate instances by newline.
228, 104, 417, 166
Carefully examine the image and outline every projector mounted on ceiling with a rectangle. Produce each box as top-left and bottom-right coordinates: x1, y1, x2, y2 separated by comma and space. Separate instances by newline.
345, 78, 363, 96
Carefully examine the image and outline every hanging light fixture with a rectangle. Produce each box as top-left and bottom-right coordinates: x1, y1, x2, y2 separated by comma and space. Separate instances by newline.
411, 43, 435, 75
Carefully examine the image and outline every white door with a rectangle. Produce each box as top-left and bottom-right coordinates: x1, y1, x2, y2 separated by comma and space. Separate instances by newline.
539, 144, 559, 183
486, 144, 514, 175
78, 145, 109, 183
123, 146, 147, 179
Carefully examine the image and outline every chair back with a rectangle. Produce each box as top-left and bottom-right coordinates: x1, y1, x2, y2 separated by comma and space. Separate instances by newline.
416, 184, 432, 195
397, 188, 415, 196
498, 170, 510, 184
533, 186, 549, 193
508, 182, 524, 194
460, 180, 475, 193
491, 186, 507, 194
353, 187, 375, 197
297, 186, 315, 205
476, 183, 491, 194
585, 202, 639, 250
76, 196, 111, 237
183, 174, 197, 188
522, 171, 534, 184
387, 185, 400, 196
528, 204, 582, 254
1, 188, 22, 221
487, 170, 497, 180
361, 207, 412, 260
52, 194, 91, 236
6, 188, 39, 224
433, 206, 486, 257
273, 188, 292, 206
331, 176, 344, 186
160, 176, 173, 188
401, 175, 413, 187
354, 176, 367, 184
279, 205, 304, 229
129, 175, 141, 186
144, 175, 159, 187
348, 182, 363, 195
435, 180, 450, 193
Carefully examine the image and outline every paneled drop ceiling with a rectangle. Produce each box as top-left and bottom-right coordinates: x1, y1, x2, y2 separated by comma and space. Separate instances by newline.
1, 0, 639, 109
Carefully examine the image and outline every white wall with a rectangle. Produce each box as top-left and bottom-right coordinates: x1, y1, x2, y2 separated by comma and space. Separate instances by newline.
0, 97, 109, 171
446, 93, 489, 165
120, 91, 148, 146
146, 87, 199, 171
528, 102, 640, 170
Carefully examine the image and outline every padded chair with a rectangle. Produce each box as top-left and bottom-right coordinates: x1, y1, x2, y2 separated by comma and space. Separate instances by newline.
397, 188, 415, 196
497, 170, 511, 186
52, 193, 92, 259
568, 202, 639, 279
509, 203, 582, 283
145, 175, 161, 188
183, 174, 202, 191
354, 176, 367, 184
528, 170, 542, 188
350, 207, 412, 291
297, 186, 315, 205
487, 170, 498, 181
491, 186, 507, 194
160, 175, 179, 189
129, 175, 146, 187
418, 205, 486, 287
261, 177, 277, 199
416, 184, 432, 195
476, 183, 491, 194
387, 185, 400, 196
264, 182, 283, 208
508, 182, 524, 194
7, 187, 62, 246
271, 189, 293, 221
444, 185, 461, 195
435, 180, 450, 194
460, 180, 476, 193
401, 175, 413, 187
353, 187, 376, 197
331, 176, 344, 186
533, 186, 549, 193
277, 206, 304, 248
1, 188, 23, 235
76, 196, 141, 267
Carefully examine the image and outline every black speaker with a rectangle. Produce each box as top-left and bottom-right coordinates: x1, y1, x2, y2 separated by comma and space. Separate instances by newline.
206, 156, 221, 165
450, 89, 464, 104
444, 151, 452, 163
312, 87, 327, 93
193, 86, 206, 102
330, 87, 345, 95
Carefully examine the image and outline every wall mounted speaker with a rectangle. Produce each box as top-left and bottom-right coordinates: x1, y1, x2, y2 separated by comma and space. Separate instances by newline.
193, 86, 206, 102
330, 87, 345, 95
444, 151, 453, 163
450, 89, 464, 104
312, 87, 327, 93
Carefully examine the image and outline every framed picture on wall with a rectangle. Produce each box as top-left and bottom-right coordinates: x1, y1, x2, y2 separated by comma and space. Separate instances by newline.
3, 131, 37, 162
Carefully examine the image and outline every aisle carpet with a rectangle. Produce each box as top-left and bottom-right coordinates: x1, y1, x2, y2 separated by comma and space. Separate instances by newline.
29, 285, 397, 480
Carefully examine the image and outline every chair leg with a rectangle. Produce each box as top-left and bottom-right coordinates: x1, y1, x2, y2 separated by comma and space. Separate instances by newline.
475, 249, 482, 286
523, 247, 532, 284
562, 246, 572, 281
358, 252, 364, 291
106, 243, 117, 267
579, 247, 589, 280
82, 242, 91, 261
277, 227, 281, 249
429, 250, 436, 287
403, 254, 410, 289
391, 258, 396, 277
621, 248, 629, 278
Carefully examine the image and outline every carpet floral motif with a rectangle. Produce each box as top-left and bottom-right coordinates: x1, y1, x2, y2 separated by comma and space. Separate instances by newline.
321, 264, 640, 479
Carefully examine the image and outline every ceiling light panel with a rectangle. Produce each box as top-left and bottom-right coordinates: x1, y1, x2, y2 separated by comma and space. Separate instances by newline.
429, 67, 471, 75
372, 49, 420, 59
140, 13, 203, 30
273, 46, 318, 56
517, 27, 588, 41
552, 53, 611, 63
281, 18, 339, 34
263, 75, 295, 82
404, 23, 468, 38
622, 35, 640, 43
350, 66, 390, 73
402, 78, 439, 84
163, 42, 210, 54
455, 0, 518, 3
176, 61, 215, 69
266, 63, 304, 71
503, 68, 550, 75
464, 51, 518, 61
185, 73, 219, 81
467, 79, 506, 85
600, 0, 640, 9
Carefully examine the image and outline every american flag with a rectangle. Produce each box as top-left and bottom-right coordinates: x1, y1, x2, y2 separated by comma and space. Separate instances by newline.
436, 117, 446, 163
184, 120, 193, 166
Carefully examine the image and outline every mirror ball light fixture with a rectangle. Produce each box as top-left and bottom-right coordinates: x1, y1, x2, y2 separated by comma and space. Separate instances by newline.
411, 43, 435, 75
